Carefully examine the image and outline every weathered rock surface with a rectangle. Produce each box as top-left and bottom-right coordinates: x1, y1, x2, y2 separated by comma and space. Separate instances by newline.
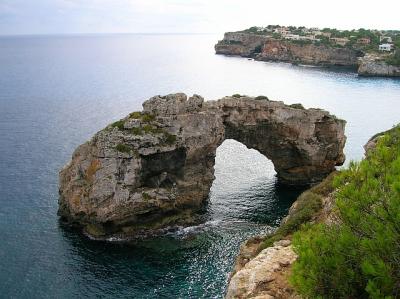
59, 93, 346, 238
259, 40, 358, 66
215, 33, 360, 66
215, 32, 269, 57
226, 240, 299, 299
358, 54, 400, 77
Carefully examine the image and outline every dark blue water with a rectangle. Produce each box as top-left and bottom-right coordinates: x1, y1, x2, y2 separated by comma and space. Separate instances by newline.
0, 34, 399, 298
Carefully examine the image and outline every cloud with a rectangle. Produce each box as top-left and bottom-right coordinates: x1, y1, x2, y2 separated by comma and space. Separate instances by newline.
0, 0, 399, 35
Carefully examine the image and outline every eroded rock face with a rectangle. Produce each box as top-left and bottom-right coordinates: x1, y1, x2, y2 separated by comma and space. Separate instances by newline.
358, 54, 400, 77
215, 32, 269, 57
59, 93, 346, 238
215, 33, 360, 66
225, 240, 299, 299
259, 40, 358, 66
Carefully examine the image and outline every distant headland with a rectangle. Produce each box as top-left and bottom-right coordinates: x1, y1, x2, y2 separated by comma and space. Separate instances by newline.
215, 25, 400, 77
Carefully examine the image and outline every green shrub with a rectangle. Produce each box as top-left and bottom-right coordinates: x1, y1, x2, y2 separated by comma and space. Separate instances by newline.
111, 120, 125, 130
260, 189, 322, 250
142, 124, 162, 134
385, 50, 400, 66
289, 103, 305, 110
258, 172, 340, 252
232, 94, 242, 98
129, 111, 142, 119
141, 113, 155, 122
291, 125, 400, 298
130, 127, 143, 135
164, 133, 177, 145
255, 95, 269, 101
115, 143, 131, 153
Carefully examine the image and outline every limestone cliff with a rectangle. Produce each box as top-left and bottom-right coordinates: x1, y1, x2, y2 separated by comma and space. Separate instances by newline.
59, 93, 346, 239
215, 32, 359, 66
259, 39, 358, 66
358, 54, 400, 77
215, 32, 269, 57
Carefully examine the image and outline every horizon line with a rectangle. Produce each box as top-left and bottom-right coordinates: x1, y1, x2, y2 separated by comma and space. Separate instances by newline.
0, 32, 222, 38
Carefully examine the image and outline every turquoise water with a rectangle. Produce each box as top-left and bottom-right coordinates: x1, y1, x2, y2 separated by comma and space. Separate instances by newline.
0, 34, 399, 298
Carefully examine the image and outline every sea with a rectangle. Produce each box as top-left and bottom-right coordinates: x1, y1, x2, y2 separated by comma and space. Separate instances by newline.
0, 33, 399, 298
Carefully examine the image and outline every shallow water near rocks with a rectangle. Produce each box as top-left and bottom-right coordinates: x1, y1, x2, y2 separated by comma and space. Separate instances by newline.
0, 34, 399, 298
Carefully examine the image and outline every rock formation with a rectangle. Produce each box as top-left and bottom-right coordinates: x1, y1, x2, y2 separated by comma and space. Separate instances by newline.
226, 239, 299, 299
59, 93, 346, 238
215, 32, 360, 66
259, 40, 358, 66
214, 32, 269, 57
358, 54, 400, 77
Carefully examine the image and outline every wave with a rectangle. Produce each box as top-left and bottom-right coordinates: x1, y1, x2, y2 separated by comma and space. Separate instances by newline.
166, 220, 222, 237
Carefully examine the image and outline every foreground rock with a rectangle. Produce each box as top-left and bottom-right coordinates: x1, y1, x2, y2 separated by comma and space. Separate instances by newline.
358, 54, 400, 77
226, 240, 299, 299
59, 93, 346, 238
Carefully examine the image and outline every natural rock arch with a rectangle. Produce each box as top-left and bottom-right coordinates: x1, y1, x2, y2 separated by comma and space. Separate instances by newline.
59, 93, 346, 238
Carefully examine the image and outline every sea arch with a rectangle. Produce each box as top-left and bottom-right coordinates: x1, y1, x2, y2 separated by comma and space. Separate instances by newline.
58, 93, 346, 238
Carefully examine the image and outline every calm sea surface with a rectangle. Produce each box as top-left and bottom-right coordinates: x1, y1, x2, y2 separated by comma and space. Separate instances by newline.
0, 34, 399, 298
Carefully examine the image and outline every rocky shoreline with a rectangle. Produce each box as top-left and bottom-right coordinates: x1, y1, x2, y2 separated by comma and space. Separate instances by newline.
225, 171, 338, 298
215, 32, 400, 77
58, 93, 345, 240
224, 129, 392, 299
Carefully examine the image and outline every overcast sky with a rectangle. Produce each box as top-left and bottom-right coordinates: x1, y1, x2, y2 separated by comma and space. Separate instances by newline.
0, 0, 399, 35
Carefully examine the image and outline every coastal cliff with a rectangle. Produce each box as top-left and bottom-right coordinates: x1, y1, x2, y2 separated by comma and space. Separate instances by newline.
259, 39, 358, 66
225, 126, 399, 298
58, 93, 346, 239
215, 32, 359, 66
214, 32, 269, 57
215, 30, 400, 77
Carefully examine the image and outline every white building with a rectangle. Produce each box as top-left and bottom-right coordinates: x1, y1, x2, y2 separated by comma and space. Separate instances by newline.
379, 44, 393, 51
284, 34, 300, 40
301, 35, 320, 41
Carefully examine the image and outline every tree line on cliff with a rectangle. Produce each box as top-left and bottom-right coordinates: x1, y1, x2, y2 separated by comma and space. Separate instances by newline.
291, 126, 400, 298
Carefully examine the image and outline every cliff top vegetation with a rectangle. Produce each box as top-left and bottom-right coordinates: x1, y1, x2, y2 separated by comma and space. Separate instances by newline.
290, 125, 400, 298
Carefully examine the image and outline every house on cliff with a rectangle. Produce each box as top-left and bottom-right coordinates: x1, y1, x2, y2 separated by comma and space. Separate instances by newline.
330, 37, 350, 46
357, 37, 371, 45
379, 43, 393, 51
